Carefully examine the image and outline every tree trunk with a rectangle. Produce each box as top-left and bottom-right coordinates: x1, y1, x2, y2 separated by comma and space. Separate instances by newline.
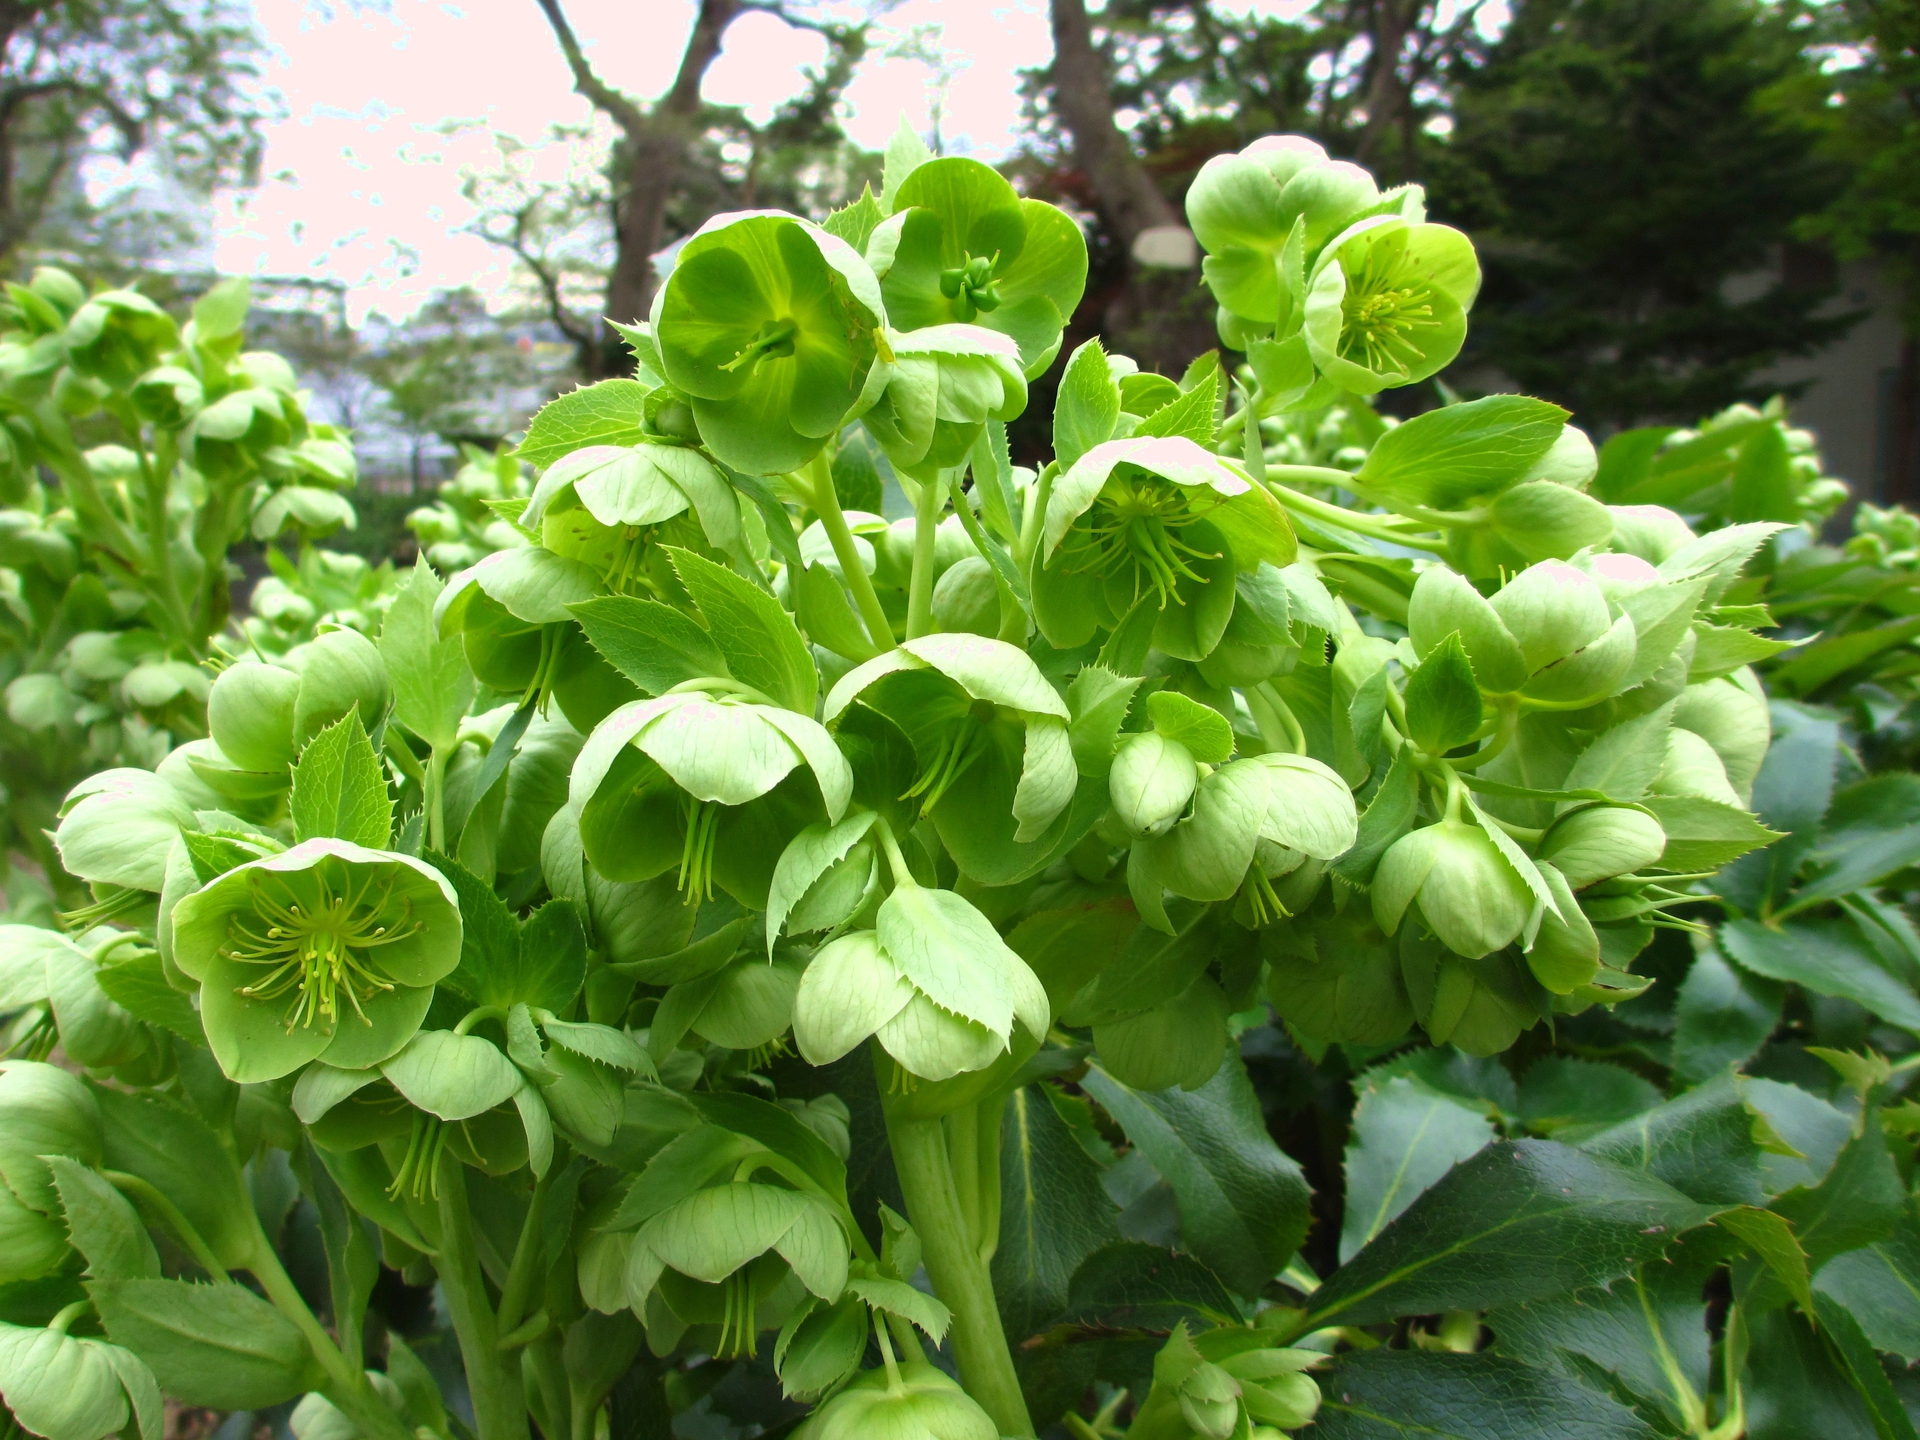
1048, 0, 1176, 249
601, 0, 738, 345
1890, 334, 1919, 507
1355, 0, 1419, 183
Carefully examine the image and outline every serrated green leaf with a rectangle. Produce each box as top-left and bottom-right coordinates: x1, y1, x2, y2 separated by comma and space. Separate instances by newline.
92, 952, 202, 1043
570, 594, 728, 695
1052, 339, 1120, 473
1812, 1291, 1920, 1440
880, 116, 934, 212
1312, 1350, 1660, 1439
821, 185, 885, 254
1342, 1073, 1496, 1264
1575, 1071, 1765, 1206
1642, 795, 1782, 872
1721, 915, 1920, 1034
665, 547, 816, 714
516, 380, 650, 470
1403, 632, 1482, 755
1770, 1115, 1904, 1273
1334, 749, 1419, 888
89, 1278, 322, 1410
1812, 1216, 1920, 1363
381, 558, 474, 752
289, 709, 392, 848
1355, 395, 1569, 513
993, 1084, 1122, 1342
94, 1087, 255, 1270
1135, 365, 1219, 446
47, 1157, 159, 1281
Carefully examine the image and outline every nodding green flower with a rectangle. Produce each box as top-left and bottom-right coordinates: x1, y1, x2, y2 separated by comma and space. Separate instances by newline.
170, 839, 462, 1083
1408, 560, 1639, 708
1673, 670, 1770, 805
63, 288, 177, 389
654, 210, 888, 477
1129, 1324, 1324, 1440
824, 633, 1075, 846
1035, 437, 1295, 656
1539, 806, 1667, 890
521, 442, 743, 590
793, 884, 1050, 1084
0, 1312, 162, 1440
1372, 818, 1535, 960
206, 627, 389, 778
867, 154, 1088, 377
858, 323, 1028, 473
0, 1061, 101, 1216
570, 688, 852, 910
52, 768, 197, 901
620, 1182, 851, 1359
1399, 928, 1540, 1056
1302, 214, 1478, 394
794, 1361, 997, 1440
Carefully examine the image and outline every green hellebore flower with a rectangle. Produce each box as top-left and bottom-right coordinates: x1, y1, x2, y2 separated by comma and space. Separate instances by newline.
623, 1182, 850, 1356
1400, 928, 1540, 1056
1110, 730, 1200, 838
1526, 861, 1600, 995
1302, 214, 1479, 395
0, 1061, 102, 1215
1036, 436, 1296, 655
53, 768, 196, 895
571, 689, 852, 909
169, 839, 463, 1083
1652, 726, 1743, 808
204, 629, 391, 780
1130, 752, 1357, 931
0, 1172, 70, 1282
1607, 504, 1696, 564
1539, 806, 1667, 889
206, 659, 301, 773
794, 1362, 998, 1440
0, 1318, 161, 1440
1372, 818, 1535, 959
792, 884, 1050, 1083
522, 442, 742, 582
1407, 561, 1638, 708
654, 210, 887, 476
1673, 669, 1769, 804
0, 925, 147, 1070
1186, 134, 1378, 330
868, 155, 1088, 377
859, 323, 1027, 473
187, 386, 295, 480
63, 289, 177, 390
1133, 1324, 1324, 1440
824, 633, 1074, 845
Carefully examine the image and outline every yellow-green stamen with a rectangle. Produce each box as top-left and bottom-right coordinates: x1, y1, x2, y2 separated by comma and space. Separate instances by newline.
222, 868, 421, 1032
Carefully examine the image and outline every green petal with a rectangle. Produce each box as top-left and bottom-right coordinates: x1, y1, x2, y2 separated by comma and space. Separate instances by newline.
319, 981, 435, 1072
199, 952, 336, 1083
380, 1029, 521, 1121
877, 992, 1007, 1081
876, 886, 1016, 1036
792, 930, 914, 1066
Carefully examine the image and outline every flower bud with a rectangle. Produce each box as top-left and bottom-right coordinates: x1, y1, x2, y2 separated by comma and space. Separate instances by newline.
1110, 732, 1199, 838
1525, 863, 1600, 994
1653, 727, 1741, 807
1372, 819, 1532, 959
0, 1061, 103, 1213
285, 627, 390, 746
1540, 807, 1666, 889
931, 554, 999, 636
1407, 566, 1526, 693
0, 1179, 69, 1282
0, 1319, 154, 1440
1487, 560, 1610, 674
795, 1362, 997, 1440
207, 660, 300, 772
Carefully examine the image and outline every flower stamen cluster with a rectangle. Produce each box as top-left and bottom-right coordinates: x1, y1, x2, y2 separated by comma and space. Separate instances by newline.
223, 869, 421, 1031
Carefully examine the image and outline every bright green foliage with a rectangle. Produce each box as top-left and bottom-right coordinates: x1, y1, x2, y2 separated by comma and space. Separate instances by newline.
3, 131, 1919, 1440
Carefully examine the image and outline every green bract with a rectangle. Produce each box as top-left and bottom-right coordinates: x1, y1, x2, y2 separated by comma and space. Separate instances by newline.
794, 1362, 997, 1440
1372, 817, 1535, 959
654, 211, 887, 475
571, 688, 852, 908
169, 839, 462, 1082
1036, 436, 1295, 654
0, 1319, 160, 1440
868, 155, 1088, 377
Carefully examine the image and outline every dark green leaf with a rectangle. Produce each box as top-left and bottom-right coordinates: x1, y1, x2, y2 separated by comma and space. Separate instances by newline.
666, 547, 816, 714
1721, 915, 1920, 1034
1403, 633, 1483, 755
1048, 1241, 1241, 1333
428, 850, 521, 1006
1795, 775, 1920, 909
93, 951, 203, 1043
1813, 1217, 1920, 1363
687, 1091, 847, 1208
571, 595, 728, 696
1811, 1292, 1920, 1440
1744, 1307, 1881, 1440
1305, 1141, 1715, 1329
1770, 1115, 1904, 1272
1312, 1350, 1660, 1439
993, 1084, 1121, 1341
290, 709, 392, 848
303, 1140, 378, 1365
1341, 1073, 1494, 1263
1671, 944, 1782, 1085
516, 380, 650, 470
1516, 1059, 1662, 1144
1082, 1055, 1310, 1294
93, 1086, 255, 1269
1354, 396, 1569, 512
505, 900, 588, 1012
1577, 1071, 1766, 1206
91, 1278, 322, 1409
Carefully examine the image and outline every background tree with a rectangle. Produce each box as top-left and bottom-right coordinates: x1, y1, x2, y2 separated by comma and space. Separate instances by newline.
1793, 0, 1920, 500
0, 0, 273, 266
508, 0, 878, 378
1423, 0, 1855, 426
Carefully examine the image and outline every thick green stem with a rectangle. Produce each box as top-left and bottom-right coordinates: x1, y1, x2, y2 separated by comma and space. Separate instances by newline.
438, 1160, 530, 1440
1015, 463, 1055, 572
496, 1166, 554, 1337
426, 748, 448, 854
886, 1111, 1032, 1436
906, 469, 944, 640
804, 451, 895, 651
249, 1226, 412, 1440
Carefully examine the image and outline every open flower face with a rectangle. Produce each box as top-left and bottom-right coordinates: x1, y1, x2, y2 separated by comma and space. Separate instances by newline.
1036, 437, 1295, 656
868, 156, 1087, 378
654, 211, 887, 476
824, 634, 1075, 848
571, 690, 852, 909
1302, 216, 1480, 394
170, 839, 462, 1082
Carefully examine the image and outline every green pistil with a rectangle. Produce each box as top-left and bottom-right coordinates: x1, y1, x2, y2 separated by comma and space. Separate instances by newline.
940, 251, 1003, 322
387, 1109, 449, 1202
902, 707, 994, 815
717, 1266, 759, 1358
719, 318, 799, 373
678, 796, 722, 904
222, 869, 421, 1032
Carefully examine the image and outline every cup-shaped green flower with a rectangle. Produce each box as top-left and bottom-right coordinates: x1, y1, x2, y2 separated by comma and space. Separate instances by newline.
1408, 560, 1638, 708
1673, 670, 1770, 805
1036, 437, 1295, 656
521, 442, 742, 588
1302, 214, 1479, 394
654, 210, 887, 476
792, 881, 1050, 1084
0, 1313, 161, 1440
793, 1362, 997, 1440
571, 687, 853, 909
1399, 929, 1539, 1056
64, 288, 177, 390
1539, 806, 1667, 889
824, 633, 1074, 845
0, 1060, 102, 1214
623, 1182, 850, 1358
859, 324, 1027, 473
1372, 818, 1534, 959
170, 839, 462, 1083
1186, 135, 1378, 331
52, 768, 197, 898
868, 155, 1088, 377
